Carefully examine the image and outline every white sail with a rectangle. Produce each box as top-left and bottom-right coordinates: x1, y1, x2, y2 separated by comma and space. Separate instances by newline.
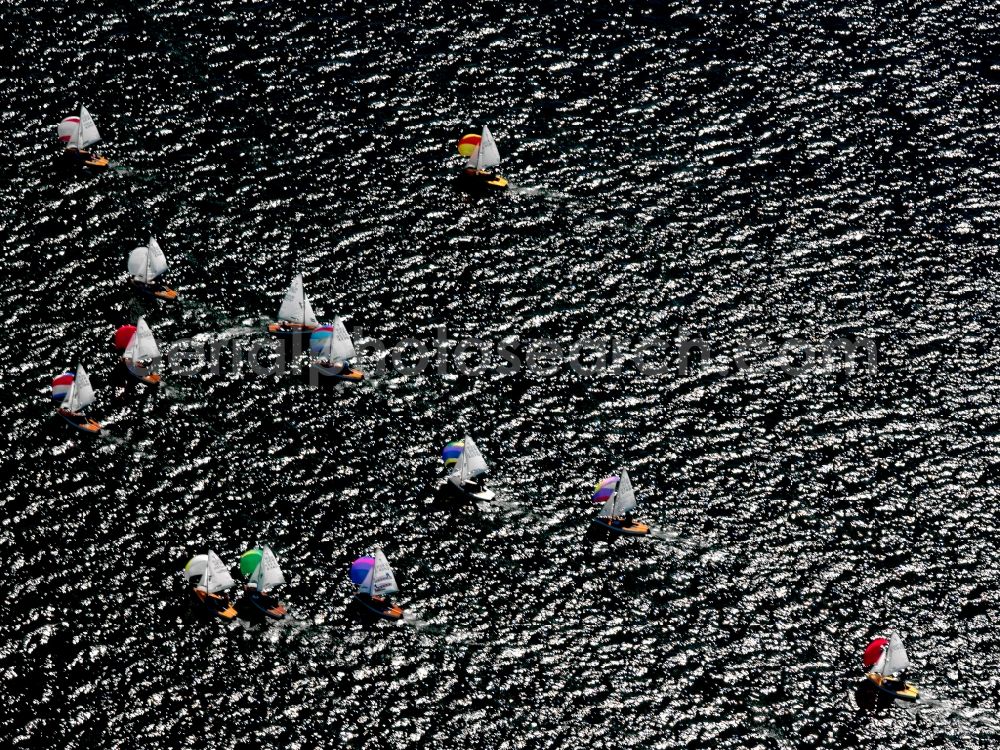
77, 105, 102, 149
328, 316, 357, 360
128, 238, 169, 283
58, 117, 80, 145
449, 436, 489, 487
200, 550, 235, 594
448, 448, 467, 488
875, 632, 910, 675
361, 549, 398, 596
467, 124, 501, 170
615, 469, 637, 515
127, 247, 148, 281
277, 274, 318, 327
462, 436, 488, 478
64, 364, 96, 412
124, 316, 161, 363
184, 554, 208, 580
251, 545, 286, 590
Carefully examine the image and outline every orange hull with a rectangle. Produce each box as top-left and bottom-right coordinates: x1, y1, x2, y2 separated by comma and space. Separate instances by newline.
122, 359, 161, 385
267, 322, 317, 338
357, 595, 404, 620
193, 588, 237, 620
57, 409, 102, 434
592, 517, 650, 536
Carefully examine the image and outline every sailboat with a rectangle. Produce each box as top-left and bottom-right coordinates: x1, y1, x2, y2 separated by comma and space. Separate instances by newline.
267, 274, 319, 338
240, 545, 288, 619
57, 105, 109, 168
185, 551, 238, 620
591, 470, 650, 536
458, 125, 508, 191
441, 436, 495, 501
350, 548, 404, 620
53, 364, 102, 434
121, 316, 162, 385
128, 237, 178, 300
863, 633, 919, 701
309, 316, 363, 381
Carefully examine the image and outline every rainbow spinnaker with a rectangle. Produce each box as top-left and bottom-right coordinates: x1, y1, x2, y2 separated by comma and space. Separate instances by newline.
592, 476, 619, 504
309, 325, 336, 357
441, 440, 465, 467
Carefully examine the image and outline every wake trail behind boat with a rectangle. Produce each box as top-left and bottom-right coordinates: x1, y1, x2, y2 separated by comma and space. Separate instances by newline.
914, 695, 1000, 729
507, 183, 574, 202
402, 611, 446, 635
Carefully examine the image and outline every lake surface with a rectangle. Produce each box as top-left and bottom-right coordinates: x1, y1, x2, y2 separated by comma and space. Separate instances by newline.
5, 2, 1000, 748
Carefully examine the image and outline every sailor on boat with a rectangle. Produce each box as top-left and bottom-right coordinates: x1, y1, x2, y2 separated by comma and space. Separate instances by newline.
862, 632, 919, 702
457, 125, 508, 191
52, 365, 102, 434
591, 470, 651, 536
57, 105, 109, 169
350, 549, 405, 621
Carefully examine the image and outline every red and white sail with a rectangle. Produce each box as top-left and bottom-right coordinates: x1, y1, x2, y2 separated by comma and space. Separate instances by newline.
58, 106, 102, 149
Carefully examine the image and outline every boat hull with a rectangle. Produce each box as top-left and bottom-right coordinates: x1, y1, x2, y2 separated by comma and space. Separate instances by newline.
132, 280, 178, 301
123, 360, 161, 385
192, 588, 238, 620
247, 591, 287, 620
867, 673, 919, 702
310, 363, 364, 382
64, 149, 109, 169
356, 595, 404, 621
591, 517, 651, 536
457, 170, 509, 193
267, 322, 317, 339
440, 478, 495, 502
57, 409, 102, 434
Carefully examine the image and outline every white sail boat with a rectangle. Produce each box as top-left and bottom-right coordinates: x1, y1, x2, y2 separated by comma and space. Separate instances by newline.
445, 435, 495, 501
128, 237, 177, 300
309, 315, 363, 381
244, 545, 288, 619
56, 363, 102, 434
268, 273, 319, 338
191, 550, 238, 620
460, 124, 508, 190
866, 632, 919, 701
57, 105, 109, 168
592, 469, 650, 536
122, 316, 162, 384
352, 548, 404, 620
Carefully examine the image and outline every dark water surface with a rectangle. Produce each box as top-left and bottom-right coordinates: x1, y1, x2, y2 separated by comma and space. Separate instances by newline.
5, 1, 1000, 748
